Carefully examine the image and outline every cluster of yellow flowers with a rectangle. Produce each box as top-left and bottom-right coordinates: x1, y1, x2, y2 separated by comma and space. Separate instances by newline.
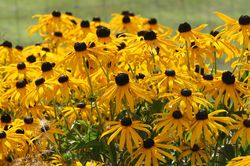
0, 10, 249, 165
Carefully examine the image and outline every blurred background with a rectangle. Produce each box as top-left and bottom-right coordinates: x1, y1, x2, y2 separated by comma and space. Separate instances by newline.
0, 0, 249, 46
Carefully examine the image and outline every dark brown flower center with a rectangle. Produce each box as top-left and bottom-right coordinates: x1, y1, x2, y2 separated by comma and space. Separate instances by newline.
122, 15, 131, 24
210, 30, 219, 37
117, 42, 126, 50
165, 69, 176, 77
137, 30, 146, 37
26, 55, 36, 63
143, 138, 155, 149
222, 71, 235, 85
24, 116, 34, 124
92, 16, 101, 22
74, 42, 87, 52
148, 18, 157, 25
0, 131, 6, 139
203, 74, 214, 81
172, 110, 183, 119
15, 129, 25, 134
191, 144, 200, 152
1, 113, 11, 123
178, 22, 191, 33
238, 15, 250, 25
243, 119, 250, 128
65, 11, 73, 16
89, 42, 95, 48
196, 109, 208, 120
41, 125, 50, 132
136, 73, 145, 80
115, 73, 129, 86
76, 102, 86, 108
42, 47, 50, 52
81, 20, 90, 28
16, 79, 26, 88
121, 117, 132, 126
54, 32, 63, 37
15, 45, 23, 51
52, 11, 61, 17
35, 77, 45, 86
1, 41, 12, 48
17, 62, 26, 70
143, 30, 157, 40
181, 88, 192, 97
58, 75, 69, 83
41, 62, 53, 72
96, 26, 110, 38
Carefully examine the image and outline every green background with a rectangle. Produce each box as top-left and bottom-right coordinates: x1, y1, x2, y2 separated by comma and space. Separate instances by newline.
0, 0, 249, 46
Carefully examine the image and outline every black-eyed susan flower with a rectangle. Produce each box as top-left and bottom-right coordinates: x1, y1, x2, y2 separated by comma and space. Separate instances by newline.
189, 108, 233, 146
100, 73, 153, 113
204, 71, 249, 109
230, 113, 250, 147
153, 109, 190, 139
162, 87, 211, 119
142, 18, 173, 34
227, 156, 250, 166
178, 142, 209, 166
101, 117, 151, 153
0, 41, 22, 65
129, 135, 181, 166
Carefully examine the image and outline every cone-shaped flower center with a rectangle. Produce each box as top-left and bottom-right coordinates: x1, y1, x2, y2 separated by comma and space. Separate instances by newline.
121, 117, 132, 126
243, 119, 250, 128
143, 30, 157, 40
92, 16, 101, 22
24, 116, 34, 124
172, 110, 183, 119
143, 138, 155, 149
1, 114, 11, 123
178, 22, 191, 33
210, 30, 219, 37
222, 71, 235, 85
203, 74, 214, 80
41, 62, 53, 72
238, 15, 250, 25
52, 11, 61, 17
17, 62, 26, 70
191, 144, 200, 152
96, 26, 111, 38
165, 69, 176, 77
196, 109, 208, 120
122, 15, 131, 23
81, 20, 90, 28
117, 42, 126, 50
26, 55, 36, 63
65, 12, 72, 16
58, 75, 69, 83
16, 45, 23, 51
76, 102, 86, 108
0, 131, 6, 139
181, 88, 192, 97
41, 125, 50, 132
42, 47, 50, 52
136, 73, 145, 80
54, 32, 63, 37
115, 73, 129, 86
16, 79, 26, 88
15, 129, 25, 134
35, 77, 45, 86
148, 18, 157, 25
137, 30, 146, 37
74, 42, 87, 52
1, 41, 12, 48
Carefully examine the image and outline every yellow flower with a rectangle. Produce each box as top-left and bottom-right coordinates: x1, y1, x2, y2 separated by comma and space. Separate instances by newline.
100, 73, 153, 113
189, 109, 233, 146
227, 156, 250, 166
231, 113, 250, 147
179, 142, 209, 166
129, 135, 181, 166
101, 117, 151, 153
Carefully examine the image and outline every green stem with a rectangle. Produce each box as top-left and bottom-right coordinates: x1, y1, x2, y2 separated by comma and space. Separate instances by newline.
83, 57, 93, 94
109, 142, 117, 166
213, 51, 217, 74
232, 37, 247, 74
